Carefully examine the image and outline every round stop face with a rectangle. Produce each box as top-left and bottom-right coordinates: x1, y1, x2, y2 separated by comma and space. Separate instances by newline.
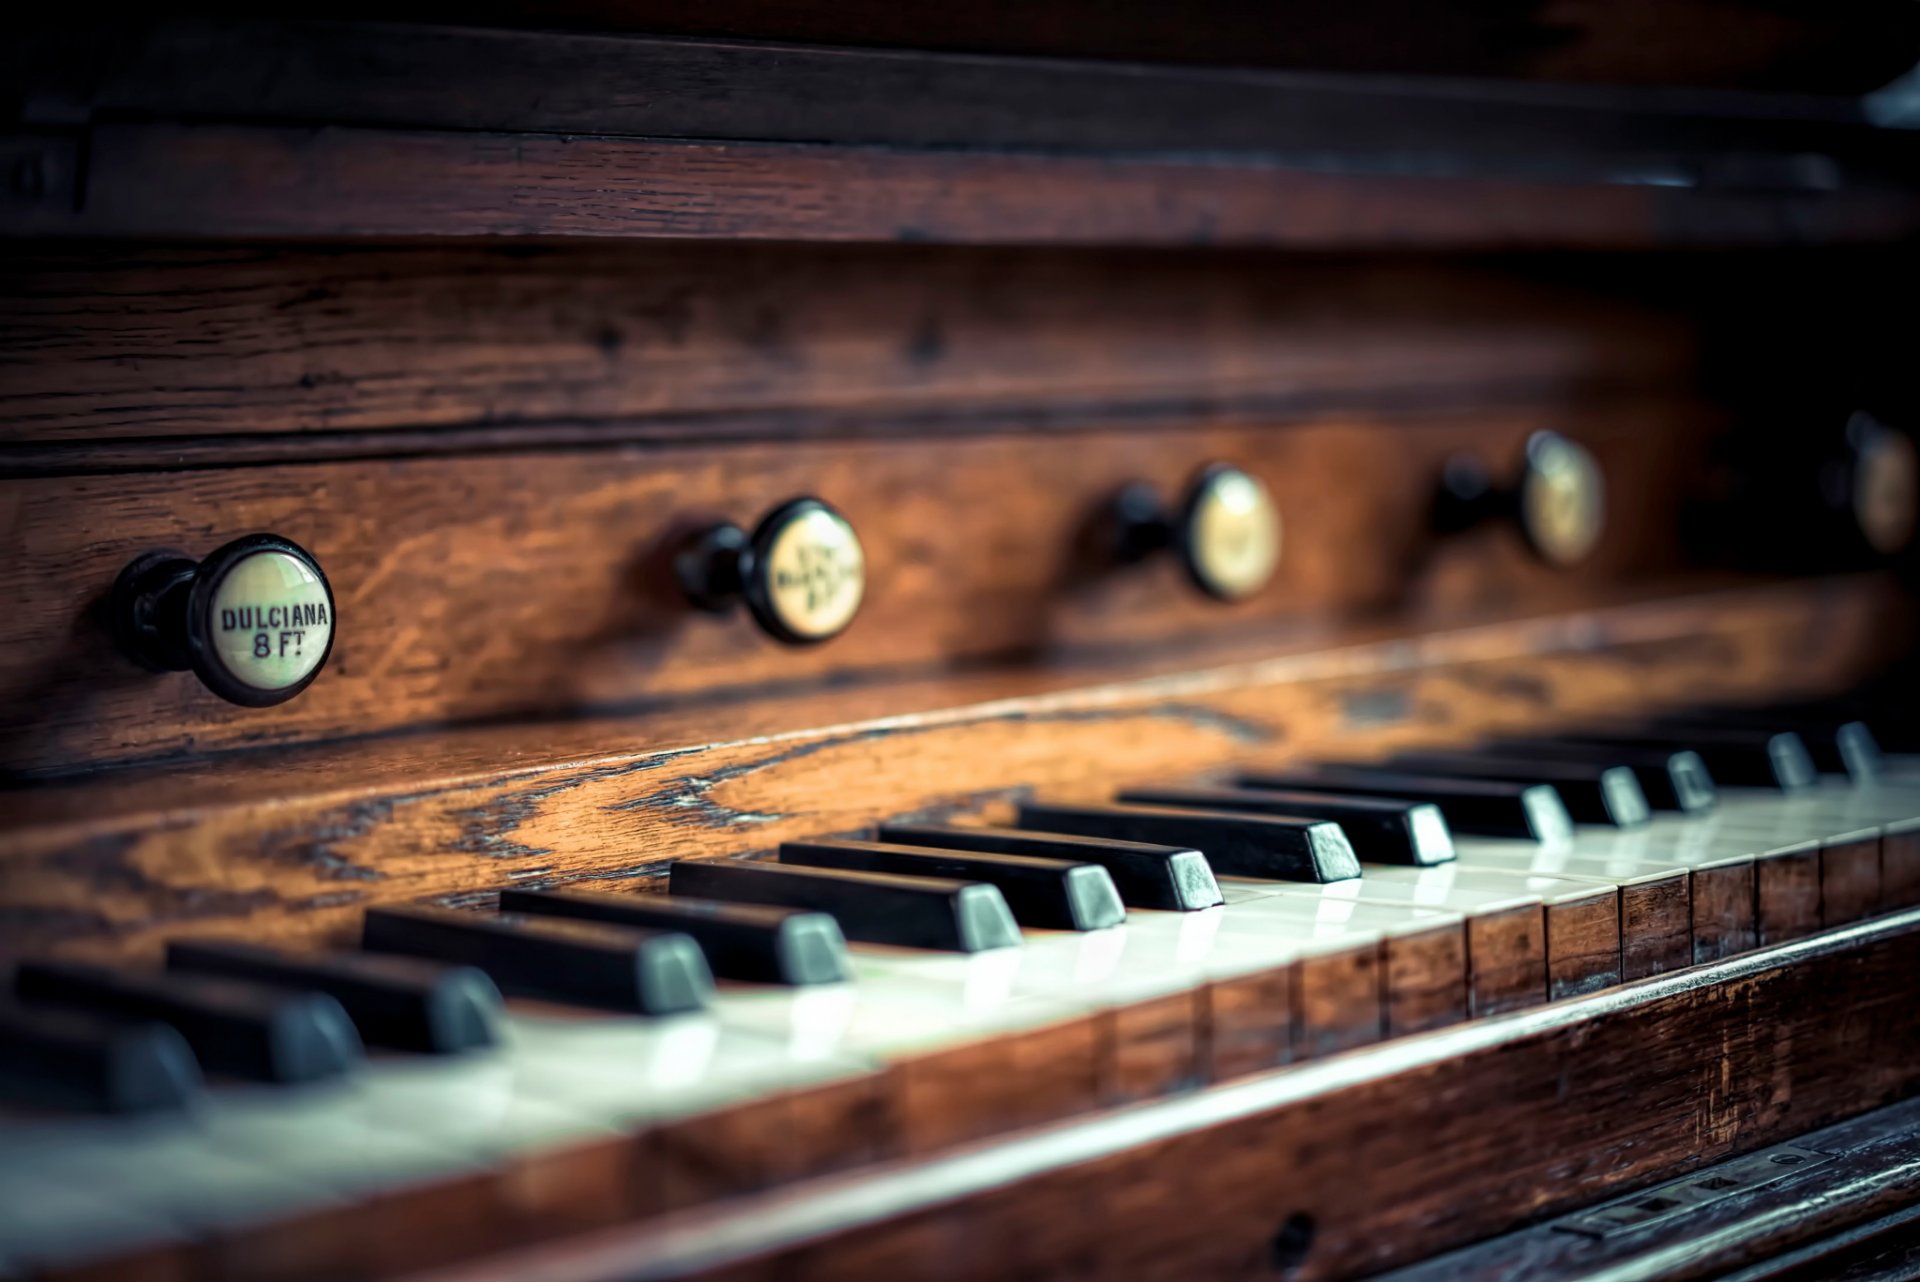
1520, 433, 1605, 567
755, 502, 866, 642
1853, 421, 1918, 556
1184, 467, 1281, 601
205, 548, 335, 693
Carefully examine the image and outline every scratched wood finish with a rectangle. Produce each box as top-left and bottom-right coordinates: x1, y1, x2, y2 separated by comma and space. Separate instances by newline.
11, 20, 1913, 175
161, 1, 1913, 93
323, 0, 1920, 90
357, 913, 1920, 1282
0, 404, 1719, 774
1691, 859, 1760, 962
0, 245, 1697, 446
0, 577, 1902, 963
8, 122, 1920, 249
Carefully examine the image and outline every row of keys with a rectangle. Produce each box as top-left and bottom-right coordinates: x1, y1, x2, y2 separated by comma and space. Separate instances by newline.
0, 698, 1890, 1115
107, 433, 1616, 707
2, 725, 1915, 1275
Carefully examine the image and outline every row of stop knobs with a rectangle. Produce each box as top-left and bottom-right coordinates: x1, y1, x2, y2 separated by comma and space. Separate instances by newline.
111, 433, 1606, 707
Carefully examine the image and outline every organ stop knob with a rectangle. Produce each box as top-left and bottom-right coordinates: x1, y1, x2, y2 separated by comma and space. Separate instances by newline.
677, 497, 867, 644
1435, 430, 1606, 567
110, 534, 337, 707
1111, 463, 1282, 602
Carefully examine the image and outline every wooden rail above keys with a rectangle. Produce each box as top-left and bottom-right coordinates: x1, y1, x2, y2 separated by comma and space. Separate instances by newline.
0, 575, 1905, 963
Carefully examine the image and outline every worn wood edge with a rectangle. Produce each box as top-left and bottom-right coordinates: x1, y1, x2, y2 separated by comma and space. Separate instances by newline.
5, 17, 1896, 158
0, 575, 1904, 960
8, 122, 1920, 248
1376, 1101, 1920, 1282
394, 909, 1920, 1282
1, 574, 1894, 831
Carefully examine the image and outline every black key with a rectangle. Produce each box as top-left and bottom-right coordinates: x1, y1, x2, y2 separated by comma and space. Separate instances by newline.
779, 839, 1125, 931
1551, 728, 1817, 791
13, 961, 361, 1084
1379, 753, 1650, 828
1237, 767, 1572, 842
500, 889, 849, 985
362, 906, 712, 1015
167, 941, 503, 1054
670, 860, 1021, 952
1478, 740, 1716, 813
1649, 711, 1881, 780
0, 999, 202, 1114
1015, 801, 1359, 883
877, 822, 1222, 911
1115, 786, 1454, 866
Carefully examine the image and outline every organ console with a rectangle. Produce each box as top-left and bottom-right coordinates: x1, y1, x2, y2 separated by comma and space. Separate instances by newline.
3, 7, 1920, 1281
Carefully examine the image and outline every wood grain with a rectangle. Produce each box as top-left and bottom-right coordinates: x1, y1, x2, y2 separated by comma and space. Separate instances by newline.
9, 121, 1919, 249
0, 405, 1721, 774
1201, 965, 1294, 1082
1545, 894, 1624, 998
1465, 904, 1548, 1015
0, 576, 1902, 963
1883, 819, 1920, 911
1383, 925, 1469, 1035
1822, 830, 1884, 926
1619, 874, 1695, 980
196, 2, 1920, 92
1758, 840, 1825, 945
396, 911, 1920, 1282
1691, 859, 1759, 963
1293, 946, 1382, 1059
0, 245, 1696, 446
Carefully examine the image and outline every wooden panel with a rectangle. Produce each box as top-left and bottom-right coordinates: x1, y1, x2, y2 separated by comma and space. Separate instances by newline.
0, 404, 1719, 774
393, 912, 1920, 1282
1466, 905, 1548, 1015
0, 245, 1695, 445
1692, 861, 1759, 963
8, 121, 1918, 248
10, 20, 1908, 167
1758, 840, 1825, 945
1823, 830, 1884, 926
1201, 966, 1294, 1082
1884, 820, 1920, 911
1382, 925, 1469, 1036
1619, 876, 1694, 980
1293, 946, 1382, 1059
0, 576, 1901, 962
301, 0, 1918, 92
1544, 894, 1624, 998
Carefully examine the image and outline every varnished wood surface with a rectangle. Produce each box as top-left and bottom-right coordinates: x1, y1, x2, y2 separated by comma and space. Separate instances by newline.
8, 121, 1917, 248
0, 405, 1719, 774
7, 20, 1909, 166
0, 246, 1696, 447
289, 0, 1918, 92
397, 911, 1920, 1282
0, 576, 1902, 963
1378, 1099, 1920, 1282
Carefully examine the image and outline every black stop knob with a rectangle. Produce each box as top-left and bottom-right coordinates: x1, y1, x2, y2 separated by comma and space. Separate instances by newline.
111, 534, 337, 707
1434, 431, 1606, 568
1110, 463, 1282, 602
675, 498, 867, 645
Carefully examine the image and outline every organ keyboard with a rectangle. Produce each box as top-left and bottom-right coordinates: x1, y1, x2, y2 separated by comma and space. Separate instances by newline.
6, 704, 1920, 1277
3, 7, 1920, 1279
